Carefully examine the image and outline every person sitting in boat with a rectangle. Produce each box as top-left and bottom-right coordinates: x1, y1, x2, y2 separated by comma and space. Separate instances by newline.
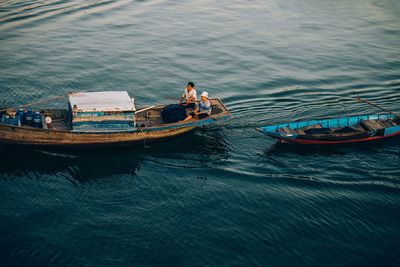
179, 81, 197, 109
182, 91, 212, 121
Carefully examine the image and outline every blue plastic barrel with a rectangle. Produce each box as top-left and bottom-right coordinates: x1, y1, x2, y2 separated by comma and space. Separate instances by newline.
33, 112, 42, 128
21, 109, 27, 125
14, 109, 24, 126
0, 113, 5, 124
25, 109, 34, 126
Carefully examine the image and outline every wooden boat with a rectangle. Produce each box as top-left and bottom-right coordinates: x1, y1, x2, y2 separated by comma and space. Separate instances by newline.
0, 92, 230, 146
257, 114, 400, 145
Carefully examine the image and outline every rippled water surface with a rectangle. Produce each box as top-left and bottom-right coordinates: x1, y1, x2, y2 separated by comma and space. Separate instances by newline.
1, 0, 400, 266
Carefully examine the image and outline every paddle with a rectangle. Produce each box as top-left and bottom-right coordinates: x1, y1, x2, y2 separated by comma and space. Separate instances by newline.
135, 105, 156, 114
355, 95, 400, 120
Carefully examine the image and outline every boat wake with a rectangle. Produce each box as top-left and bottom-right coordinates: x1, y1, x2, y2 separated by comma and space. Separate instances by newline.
38, 150, 77, 158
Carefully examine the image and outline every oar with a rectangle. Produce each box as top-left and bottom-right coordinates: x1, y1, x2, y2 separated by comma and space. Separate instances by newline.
355, 95, 400, 120
135, 105, 156, 114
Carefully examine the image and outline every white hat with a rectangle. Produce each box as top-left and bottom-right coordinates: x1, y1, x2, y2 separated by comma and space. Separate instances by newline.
201, 91, 209, 98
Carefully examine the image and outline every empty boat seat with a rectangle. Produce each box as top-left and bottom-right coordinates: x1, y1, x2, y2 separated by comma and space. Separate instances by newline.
360, 120, 385, 131
380, 120, 395, 127
375, 120, 388, 128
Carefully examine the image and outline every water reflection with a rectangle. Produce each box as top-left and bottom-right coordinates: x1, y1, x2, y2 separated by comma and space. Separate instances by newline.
263, 136, 400, 157
0, 127, 230, 182
139, 127, 230, 169
0, 146, 142, 183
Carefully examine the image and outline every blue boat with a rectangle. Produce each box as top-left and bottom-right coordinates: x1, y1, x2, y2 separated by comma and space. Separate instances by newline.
257, 114, 400, 145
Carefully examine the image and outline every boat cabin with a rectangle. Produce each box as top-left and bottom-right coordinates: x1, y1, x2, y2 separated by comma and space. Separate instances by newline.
68, 91, 136, 132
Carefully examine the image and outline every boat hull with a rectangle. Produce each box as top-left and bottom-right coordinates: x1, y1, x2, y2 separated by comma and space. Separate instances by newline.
265, 131, 400, 145
0, 123, 197, 146
0, 97, 230, 146
258, 114, 400, 145
0, 98, 230, 146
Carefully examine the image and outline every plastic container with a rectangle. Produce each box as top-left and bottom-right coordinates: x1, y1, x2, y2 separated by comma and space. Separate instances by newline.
14, 109, 24, 126
0, 112, 5, 124
25, 109, 34, 126
33, 112, 42, 128
21, 109, 27, 125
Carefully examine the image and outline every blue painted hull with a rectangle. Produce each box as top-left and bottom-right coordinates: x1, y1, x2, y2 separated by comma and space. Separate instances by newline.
258, 114, 400, 144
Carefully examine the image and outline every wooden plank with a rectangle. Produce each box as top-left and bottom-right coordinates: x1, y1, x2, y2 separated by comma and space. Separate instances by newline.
382, 120, 394, 127
360, 120, 382, 130
369, 120, 384, 129
375, 120, 388, 128
296, 128, 305, 135
290, 129, 298, 134
278, 126, 293, 134
362, 120, 376, 130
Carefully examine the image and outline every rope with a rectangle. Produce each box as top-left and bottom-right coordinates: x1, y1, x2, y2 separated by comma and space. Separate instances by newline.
355, 95, 400, 120
0, 93, 69, 112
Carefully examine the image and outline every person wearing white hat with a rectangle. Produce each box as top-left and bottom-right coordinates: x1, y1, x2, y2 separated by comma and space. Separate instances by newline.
182, 91, 212, 121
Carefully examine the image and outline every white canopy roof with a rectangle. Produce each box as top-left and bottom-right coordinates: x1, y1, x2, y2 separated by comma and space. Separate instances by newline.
68, 91, 135, 112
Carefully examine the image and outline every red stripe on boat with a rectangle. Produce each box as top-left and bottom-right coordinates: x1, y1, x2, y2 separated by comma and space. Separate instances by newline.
279, 131, 400, 145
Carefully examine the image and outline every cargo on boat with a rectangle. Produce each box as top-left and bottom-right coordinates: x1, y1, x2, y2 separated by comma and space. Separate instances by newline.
68, 91, 137, 132
257, 114, 400, 145
0, 91, 230, 146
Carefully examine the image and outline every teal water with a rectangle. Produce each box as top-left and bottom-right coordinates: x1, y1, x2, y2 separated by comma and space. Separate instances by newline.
1, 0, 400, 266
